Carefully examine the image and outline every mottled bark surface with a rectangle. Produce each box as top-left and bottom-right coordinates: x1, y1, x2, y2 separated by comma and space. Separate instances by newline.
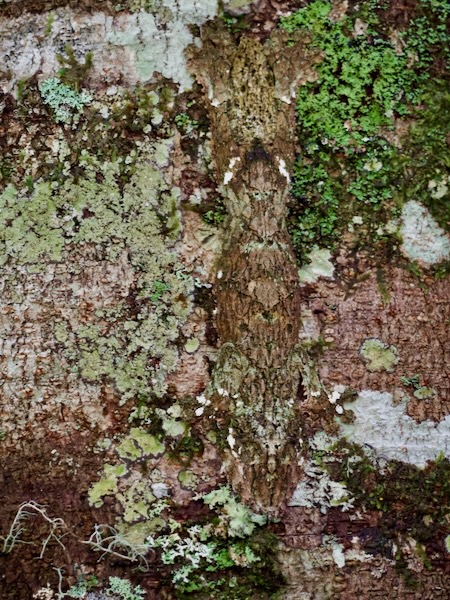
0, 1, 449, 598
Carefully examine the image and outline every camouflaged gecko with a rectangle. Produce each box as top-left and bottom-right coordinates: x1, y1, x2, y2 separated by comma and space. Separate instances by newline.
189, 26, 323, 512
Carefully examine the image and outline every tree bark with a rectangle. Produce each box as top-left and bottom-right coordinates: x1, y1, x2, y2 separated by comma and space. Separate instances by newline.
0, 1, 449, 598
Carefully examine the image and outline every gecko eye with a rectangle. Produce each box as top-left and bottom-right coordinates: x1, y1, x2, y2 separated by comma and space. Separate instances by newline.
246, 143, 269, 163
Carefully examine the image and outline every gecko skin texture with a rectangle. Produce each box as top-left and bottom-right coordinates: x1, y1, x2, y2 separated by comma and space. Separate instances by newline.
190, 28, 322, 512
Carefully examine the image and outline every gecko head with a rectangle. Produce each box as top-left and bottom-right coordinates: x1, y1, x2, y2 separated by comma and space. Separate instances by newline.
246, 141, 270, 163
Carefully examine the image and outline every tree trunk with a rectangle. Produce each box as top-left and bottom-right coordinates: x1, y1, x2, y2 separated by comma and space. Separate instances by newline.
0, 1, 449, 598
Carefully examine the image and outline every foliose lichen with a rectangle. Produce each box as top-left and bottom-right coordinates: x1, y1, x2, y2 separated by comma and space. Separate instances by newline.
360, 338, 399, 373
289, 432, 354, 513
298, 246, 335, 284
39, 77, 92, 123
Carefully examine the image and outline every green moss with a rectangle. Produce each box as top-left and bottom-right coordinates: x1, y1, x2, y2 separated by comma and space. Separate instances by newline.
167, 430, 204, 465
360, 338, 399, 373
399, 83, 450, 233
281, 0, 450, 262
56, 45, 93, 91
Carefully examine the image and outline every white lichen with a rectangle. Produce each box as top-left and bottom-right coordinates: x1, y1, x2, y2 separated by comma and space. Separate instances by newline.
223, 157, 241, 185
227, 428, 236, 449
298, 246, 335, 283
107, 3, 218, 90
400, 200, 450, 266
289, 462, 354, 513
339, 390, 450, 467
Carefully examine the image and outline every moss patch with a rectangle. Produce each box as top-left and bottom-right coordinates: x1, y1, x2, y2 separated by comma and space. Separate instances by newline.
327, 441, 450, 559
281, 0, 450, 265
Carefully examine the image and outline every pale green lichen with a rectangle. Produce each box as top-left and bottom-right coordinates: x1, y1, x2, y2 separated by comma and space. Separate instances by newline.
201, 486, 267, 538
61, 575, 145, 600
117, 428, 165, 460
89, 427, 168, 514
130, 428, 165, 455
39, 77, 91, 123
162, 418, 187, 437
413, 386, 436, 400
401, 374, 436, 400
360, 338, 399, 373
107, 576, 145, 600
116, 519, 162, 547
116, 438, 142, 461
117, 479, 156, 523
184, 337, 200, 353
178, 469, 198, 489
88, 463, 128, 508
0, 182, 66, 270
0, 143, 194, 403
